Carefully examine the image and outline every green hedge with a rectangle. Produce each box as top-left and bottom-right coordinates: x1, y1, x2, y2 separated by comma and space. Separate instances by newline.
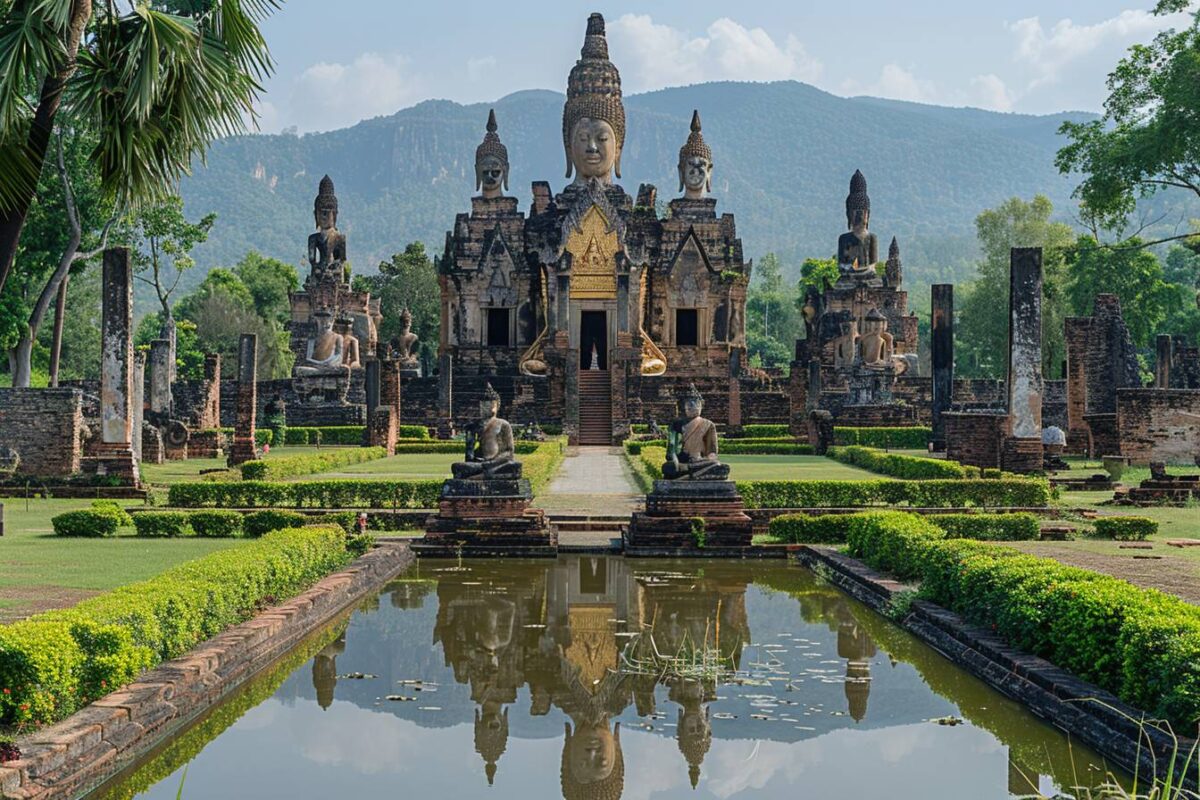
843, 511, 1200, 728
769, 511, 1040, 544
833, 426, 931, 449
51, 510, 120, 538
737, 424, 790, 438
244, 509, 308, 537
391, 441, 541, 455
217, 428, 272, 446
625, 439, 812, 455
132, 512, 193, 538
828, 445, 973, 479
0, 526, 351, 726
90, 500, 133, 527
280, 425, 431, 445
190, 510, 243, 538
240, 447, 388, 480
169, 480, 442, 509
1093, 517, 1159, 541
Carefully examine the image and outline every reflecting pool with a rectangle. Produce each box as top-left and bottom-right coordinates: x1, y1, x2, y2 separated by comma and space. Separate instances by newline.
91, 558, 1122, 799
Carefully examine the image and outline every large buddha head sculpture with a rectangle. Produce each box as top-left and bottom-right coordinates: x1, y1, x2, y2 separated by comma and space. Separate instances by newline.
562, 13, 625, 184
475, 109, 509, 199
314, 174, 338, 232
677, 110, 713, 199
845, 169, 870, 233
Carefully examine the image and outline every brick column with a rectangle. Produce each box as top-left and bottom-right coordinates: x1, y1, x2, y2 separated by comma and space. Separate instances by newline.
1003, 248, 1043, 473
364, 358, 380, 445
148, 339, 172, 419
1064, 317, 1092, 454
1155, 334, 1173, 389
132, 350, 146, 463
95, 248, 139, 484
228, 334, 258, 466
931, 284, 954, 451
436, 352, 454, 439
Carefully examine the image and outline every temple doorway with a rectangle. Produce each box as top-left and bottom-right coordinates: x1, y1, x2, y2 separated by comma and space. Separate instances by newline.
579, 310, 607, 370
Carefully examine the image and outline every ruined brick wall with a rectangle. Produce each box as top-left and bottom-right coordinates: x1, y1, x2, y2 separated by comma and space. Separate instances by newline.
952, 379, 1006, 408
894, 377, 932, 423
1043, 379, 1067, 432
944, 411, 1008, 469
0, 388, 83, 477
399, 376, 439, 427
1116, 389, 1200, 465
835, 404, 918, 427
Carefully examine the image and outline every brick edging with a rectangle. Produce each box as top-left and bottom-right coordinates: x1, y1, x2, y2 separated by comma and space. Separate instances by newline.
792, 545, 1196, 786
1, 543, 414, 800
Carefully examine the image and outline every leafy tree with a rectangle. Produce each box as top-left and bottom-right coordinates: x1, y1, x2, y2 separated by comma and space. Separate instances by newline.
0, 0, 279, 293
1055, 1, 1200, 239
124, 196, 215, 372
798, 256, 838, 296
233, 251, 298, 324
745, 252, 800, 369
1065, 235, 1179, 348
353, 242, 438, 366
957, 196, 1074, 379
1164, 244, 1200, 288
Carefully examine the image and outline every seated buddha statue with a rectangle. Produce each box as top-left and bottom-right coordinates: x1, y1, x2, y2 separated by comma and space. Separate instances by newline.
333, 317, 361, 369
662, 383, 730, 481
392, 307, 420, 369
837, 170, 878, 277
295, 311, 348, 376
858, 308, 895, 371
451, 383, 522, 480
307, 175, 347, 284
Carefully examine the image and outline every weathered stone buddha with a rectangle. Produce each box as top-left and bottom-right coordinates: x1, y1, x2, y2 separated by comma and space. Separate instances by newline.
663, 383, 730, 481
475, 109, 509, 200
392, 307, 420, 369
678, 110, 713, 200
307, 175, 347, 283
561, 720, 623, 800
296, 311, 348, 375
334, 317, 361, 369
563, 13, 625, 186
859, 308, 894, 370
833, 319, 859, 368
452, 383, 521, 480
837, 170, 878, 277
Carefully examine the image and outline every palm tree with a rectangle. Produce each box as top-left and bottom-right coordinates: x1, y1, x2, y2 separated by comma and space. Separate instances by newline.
0, 0, 279, 293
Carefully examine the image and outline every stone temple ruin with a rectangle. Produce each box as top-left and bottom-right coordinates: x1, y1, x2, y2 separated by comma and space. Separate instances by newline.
0, 11, 1199, 488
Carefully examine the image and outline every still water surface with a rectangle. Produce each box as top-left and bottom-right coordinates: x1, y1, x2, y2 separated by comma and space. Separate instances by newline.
92, 558, 1121, 799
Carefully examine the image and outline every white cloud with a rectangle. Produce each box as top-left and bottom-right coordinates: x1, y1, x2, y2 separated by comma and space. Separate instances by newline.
288, 52, 421, 132
607, 14, 823, 92
970, 73, 1015, 112
1010, 8, 1192, 89
466, 56, 497, 83
840, 64, 937, 104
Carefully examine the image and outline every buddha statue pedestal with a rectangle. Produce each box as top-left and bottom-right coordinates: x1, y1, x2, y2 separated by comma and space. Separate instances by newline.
418, 472, 557, 558
625, 480, 753, 556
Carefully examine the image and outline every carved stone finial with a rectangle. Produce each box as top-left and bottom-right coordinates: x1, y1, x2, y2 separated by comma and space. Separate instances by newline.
885, 236, 902, 288
483, 381, 501, 403
888, 236, 899, 260
563, 12, 625, 182
475, 109, 509, 198
679, 381, 704, 407
315, 174, 338, 215
678, 109, 714, 198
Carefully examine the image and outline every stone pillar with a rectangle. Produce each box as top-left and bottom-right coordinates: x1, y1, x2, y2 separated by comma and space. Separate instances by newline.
95, 248, 140, 484
436, 352, 454, 439
199, 353, 222, 430
132, 350, 145, 462
1064, 317, 1092, 454
931, 284, 954, 451
1003, 248, 1044, 473
727, 349, 742, 435
807, 360, 822, 412
381, 358, 402, 427
364, 358, 380, 445
807, 409, 834, 455
1155, 334, 1173, 389
148, 339, 172, 419
228, 334, 259, 466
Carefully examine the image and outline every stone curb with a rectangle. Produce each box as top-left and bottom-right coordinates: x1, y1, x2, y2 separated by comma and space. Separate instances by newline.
792, 545, 1197, 786
2, 543, 414, 800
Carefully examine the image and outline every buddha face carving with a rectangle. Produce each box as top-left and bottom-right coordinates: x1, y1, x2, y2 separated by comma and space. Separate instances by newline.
477, 155, 507, 199
315, 206, 336, 232
566, 722, 618, 784
679, 155, 712, 199
479, 396, 499, 420
848, 207, 869, 233
570, 118, 617, 183
684, 397, 702, 420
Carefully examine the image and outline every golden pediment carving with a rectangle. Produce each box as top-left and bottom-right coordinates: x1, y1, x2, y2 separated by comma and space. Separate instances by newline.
567, 205, 618, 300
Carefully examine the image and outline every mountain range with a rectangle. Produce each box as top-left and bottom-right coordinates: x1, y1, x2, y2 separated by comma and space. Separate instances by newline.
178, 80, 1098, 296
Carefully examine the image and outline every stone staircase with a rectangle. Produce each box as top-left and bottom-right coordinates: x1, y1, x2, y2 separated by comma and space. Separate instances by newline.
577, 370, 612, 445
551, 513, 627, 552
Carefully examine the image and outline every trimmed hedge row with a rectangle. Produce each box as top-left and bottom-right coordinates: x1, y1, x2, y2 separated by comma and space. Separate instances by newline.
828, 445, 972, 479
240, 447, 389, 480
391, 441, 541, 455
52, 510, 119, 537
844, 511, 1200, 729
1093, 516, 1159, 541
631, 446, 1050, 508
833, 426, 931, 449
0, 526, 352, 726
169, 480, 442, 509
129, 510, 246, 538
736, 424, 791, 438
768, 511, 1040, 544
625, 439, 812, 455
280, 425, 430, 445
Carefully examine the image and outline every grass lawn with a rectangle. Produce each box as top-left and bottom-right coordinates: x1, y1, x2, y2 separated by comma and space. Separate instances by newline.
0, 498, 248, 622
723, 454, 878, 481
139, 445, 339, 485
309, 452, 459, 480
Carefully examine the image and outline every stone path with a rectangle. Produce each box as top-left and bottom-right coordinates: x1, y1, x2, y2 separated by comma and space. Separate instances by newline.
537, 446, 643, 549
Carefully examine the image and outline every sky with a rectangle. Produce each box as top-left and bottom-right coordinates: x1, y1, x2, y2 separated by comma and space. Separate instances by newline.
251, 1, 1196, 134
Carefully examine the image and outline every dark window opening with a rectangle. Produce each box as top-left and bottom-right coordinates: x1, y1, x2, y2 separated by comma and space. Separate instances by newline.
580, 310, 607, 369
676, 309, 699, 347
487, 308, 511, 347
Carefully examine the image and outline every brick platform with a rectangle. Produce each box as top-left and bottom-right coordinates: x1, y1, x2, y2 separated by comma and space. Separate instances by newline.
418, 477, 556, 557
625, 479, 753, 556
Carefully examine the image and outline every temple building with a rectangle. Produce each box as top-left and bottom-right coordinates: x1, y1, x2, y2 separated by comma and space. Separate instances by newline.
435, 14, 753, 444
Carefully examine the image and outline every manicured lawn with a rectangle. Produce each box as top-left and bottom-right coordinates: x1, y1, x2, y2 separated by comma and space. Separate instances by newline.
0, 498, 248, 622
309, 452, 459, 480
139, 445, 338, 485
723, 454, 877, 481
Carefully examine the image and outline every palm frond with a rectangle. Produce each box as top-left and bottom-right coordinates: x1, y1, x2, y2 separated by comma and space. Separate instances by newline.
0, 0, 71, 130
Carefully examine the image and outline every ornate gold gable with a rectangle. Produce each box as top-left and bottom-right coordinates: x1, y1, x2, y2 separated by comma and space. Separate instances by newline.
567, 205, 618, 300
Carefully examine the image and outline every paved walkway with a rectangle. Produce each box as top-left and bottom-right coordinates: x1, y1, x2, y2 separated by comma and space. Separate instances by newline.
537, 445, 643, 524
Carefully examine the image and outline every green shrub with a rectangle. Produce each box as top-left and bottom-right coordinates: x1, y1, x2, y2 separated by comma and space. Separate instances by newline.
52, 510, 120, 538
310, 511, 358, 534
243, 509, 308, 538
928, 513, 1039, 541
189, 510, 243, 538
833, 426, 931, 449
90, 500, 133, 526
0, 526, 350, 726
398, 425, 430, 440
132, 512, 194, 538
625, 439, 811, 455
1093, 517, 1158, 541
738, 424, 790, 438
767, 513, 849, 544
827, 445, 973, 479
239, 447, 388, 481
737, 477, 1050, 509
844, 512, 1200, 729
